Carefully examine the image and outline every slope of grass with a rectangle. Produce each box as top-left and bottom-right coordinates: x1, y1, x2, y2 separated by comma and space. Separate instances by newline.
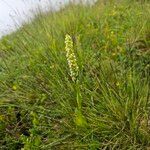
0, 0, 150, 149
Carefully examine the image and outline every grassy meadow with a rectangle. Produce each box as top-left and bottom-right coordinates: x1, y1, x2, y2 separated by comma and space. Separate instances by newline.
0, 0, 150, 149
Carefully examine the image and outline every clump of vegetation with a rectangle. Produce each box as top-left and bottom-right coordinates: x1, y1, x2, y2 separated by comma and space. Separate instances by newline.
0, 0, 150, 149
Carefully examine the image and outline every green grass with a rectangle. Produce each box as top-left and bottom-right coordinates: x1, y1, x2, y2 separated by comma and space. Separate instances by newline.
0, 0, 150, 149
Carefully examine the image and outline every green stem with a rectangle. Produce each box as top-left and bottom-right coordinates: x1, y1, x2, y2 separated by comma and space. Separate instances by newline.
76, 80, 82, 111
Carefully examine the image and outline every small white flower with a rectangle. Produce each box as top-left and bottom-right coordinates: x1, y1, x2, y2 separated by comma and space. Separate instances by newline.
65, 34, 79, 82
